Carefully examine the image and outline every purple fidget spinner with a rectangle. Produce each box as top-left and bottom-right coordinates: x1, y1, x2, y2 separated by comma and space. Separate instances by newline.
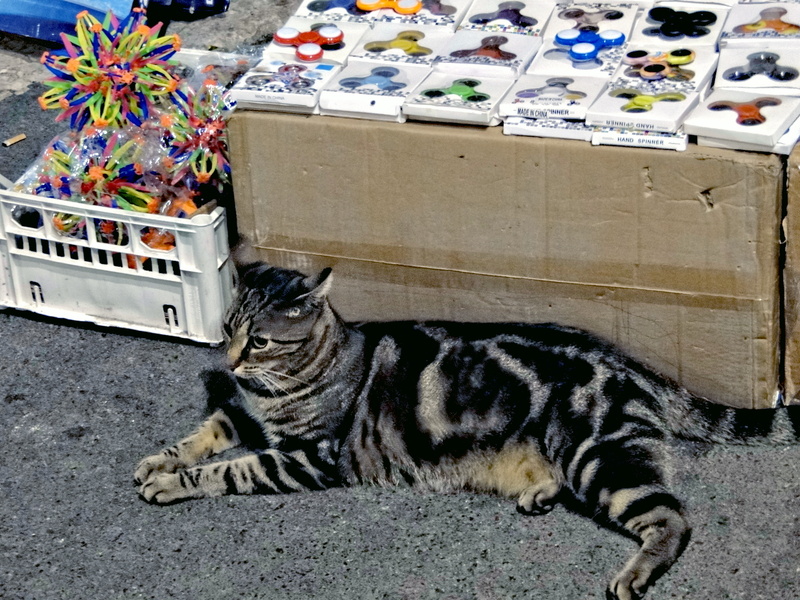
469, 1, 538, 28
307, 0, 367, 15
422, 0, 457, 16
643, 7, 717, 40
723, 52, 799, 83
516, 77, 587, 99
338, 67, 407, 91
559, 7, 624, 32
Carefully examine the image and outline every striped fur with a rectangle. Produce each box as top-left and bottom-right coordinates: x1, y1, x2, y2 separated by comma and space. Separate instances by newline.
134, 263, 800, 600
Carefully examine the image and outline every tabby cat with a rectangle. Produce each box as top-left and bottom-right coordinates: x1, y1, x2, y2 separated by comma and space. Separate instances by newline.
134, 261, 800, 600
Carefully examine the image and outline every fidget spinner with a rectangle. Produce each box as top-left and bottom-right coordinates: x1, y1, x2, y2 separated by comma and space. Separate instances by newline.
559, 8, 624, 32
423, 0, 457, 16
449, 35, 517, 60
245, 65, 316, 89
421, 78, 490, 102
516, 78, 586, 99
609, 88, 686, 112
708, 97, 781, 125
623, 48, 695, 81
723, 52, 798, 83
643, 7, 717, 40
307, 0, 366, 16
356, 0, 422, 13
553, 29, 626, 62
363, 31, 432, 56
273, 24, 345, 62
733, 7, 800, 35
339, 67, 407, 90
469, 2, 538, 28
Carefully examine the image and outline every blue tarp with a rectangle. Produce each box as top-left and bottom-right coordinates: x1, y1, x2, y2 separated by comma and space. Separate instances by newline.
0, 0, 133, 43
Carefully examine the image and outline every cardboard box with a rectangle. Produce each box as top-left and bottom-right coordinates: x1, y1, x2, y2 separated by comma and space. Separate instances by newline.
228, 110, 784, 408
783, 145, 800, 402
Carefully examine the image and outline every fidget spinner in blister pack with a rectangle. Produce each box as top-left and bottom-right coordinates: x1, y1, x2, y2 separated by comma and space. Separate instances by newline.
723, 52, 798, 83
608, 87, 687, 112
338, 66, 409, 90
515, 77, 587, 100
708, 97, 782, 125
273, 23, 347, 61
622, 48, 695, 82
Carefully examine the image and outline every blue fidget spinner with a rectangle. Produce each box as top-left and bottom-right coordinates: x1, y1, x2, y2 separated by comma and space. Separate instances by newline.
339, 67, 407, 91
553, 29, 626, 61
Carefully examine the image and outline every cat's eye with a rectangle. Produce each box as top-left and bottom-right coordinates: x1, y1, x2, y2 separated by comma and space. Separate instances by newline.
286, 307, 302, 318
251, 336, 269, 349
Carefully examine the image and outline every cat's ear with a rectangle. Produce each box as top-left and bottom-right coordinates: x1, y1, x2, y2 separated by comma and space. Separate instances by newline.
230, 237, 264, 285
300, 268, 333, 305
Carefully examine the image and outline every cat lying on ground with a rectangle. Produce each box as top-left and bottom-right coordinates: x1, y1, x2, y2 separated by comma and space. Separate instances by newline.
135, 260, 800, 600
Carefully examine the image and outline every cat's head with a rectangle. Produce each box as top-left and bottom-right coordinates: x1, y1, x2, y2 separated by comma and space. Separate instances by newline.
223, 260, 334, 389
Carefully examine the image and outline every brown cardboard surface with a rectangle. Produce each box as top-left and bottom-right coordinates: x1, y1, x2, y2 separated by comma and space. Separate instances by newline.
228, 111, 784, 408
785, 146, 800, 402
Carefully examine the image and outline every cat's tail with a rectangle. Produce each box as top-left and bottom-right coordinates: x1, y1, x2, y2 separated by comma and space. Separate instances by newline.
664, 391, 800, 445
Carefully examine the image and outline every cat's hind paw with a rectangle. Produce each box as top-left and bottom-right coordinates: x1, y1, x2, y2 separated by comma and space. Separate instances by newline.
516, 481, 560, 516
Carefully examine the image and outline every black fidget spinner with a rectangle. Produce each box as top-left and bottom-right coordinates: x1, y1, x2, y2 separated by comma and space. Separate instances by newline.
723, 52, 799, 83
643, 7, 717, 40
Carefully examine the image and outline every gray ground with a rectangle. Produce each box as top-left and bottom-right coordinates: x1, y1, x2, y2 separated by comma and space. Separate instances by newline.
1, 3, 799, 599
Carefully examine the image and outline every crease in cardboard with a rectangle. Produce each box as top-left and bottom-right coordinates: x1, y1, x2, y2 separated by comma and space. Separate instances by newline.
255, 241, 771, 302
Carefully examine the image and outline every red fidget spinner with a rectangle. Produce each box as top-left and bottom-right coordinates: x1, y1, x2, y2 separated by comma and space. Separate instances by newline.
273, 24, 345, 62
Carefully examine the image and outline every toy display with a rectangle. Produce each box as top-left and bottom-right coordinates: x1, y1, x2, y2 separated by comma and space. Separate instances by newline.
27, 1, 800, 160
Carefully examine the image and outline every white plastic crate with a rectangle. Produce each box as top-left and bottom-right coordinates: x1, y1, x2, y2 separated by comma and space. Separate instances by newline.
0, 188, 234, 345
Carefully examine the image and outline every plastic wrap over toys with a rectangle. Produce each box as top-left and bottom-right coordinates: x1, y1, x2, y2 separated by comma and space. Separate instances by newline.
15, 8, 236, 251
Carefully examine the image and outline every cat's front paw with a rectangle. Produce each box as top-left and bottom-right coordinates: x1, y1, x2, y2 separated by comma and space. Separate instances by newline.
133, 452, 186, 485
138, 472, 196, 505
